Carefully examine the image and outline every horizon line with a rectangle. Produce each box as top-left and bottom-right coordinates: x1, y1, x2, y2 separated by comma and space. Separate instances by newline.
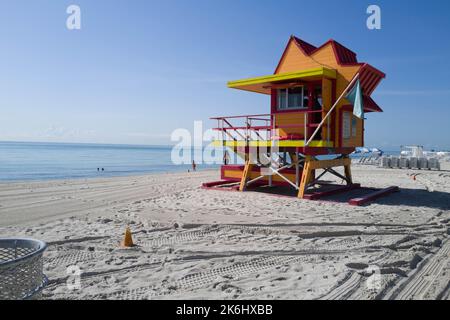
0, 140, 175, 148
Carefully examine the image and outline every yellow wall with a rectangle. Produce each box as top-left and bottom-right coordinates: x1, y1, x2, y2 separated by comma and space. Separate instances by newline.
276, 42, 319, 73
321, 78, 332, 141
322, 78, 332, 110
274, 112, 306, 137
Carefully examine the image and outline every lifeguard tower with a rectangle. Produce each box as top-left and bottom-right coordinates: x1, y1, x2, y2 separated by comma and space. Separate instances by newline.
205, 36, 396, 203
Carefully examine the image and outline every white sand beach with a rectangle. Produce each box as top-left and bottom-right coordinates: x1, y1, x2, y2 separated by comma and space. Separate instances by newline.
0, 164, 449, 300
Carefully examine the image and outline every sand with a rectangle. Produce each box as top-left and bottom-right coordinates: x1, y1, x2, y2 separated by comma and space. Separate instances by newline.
0, 164, 449, 300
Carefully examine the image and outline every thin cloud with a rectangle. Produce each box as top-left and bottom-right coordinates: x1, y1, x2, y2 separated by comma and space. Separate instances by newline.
375, 89, 450, 96
125, 132, 169, 139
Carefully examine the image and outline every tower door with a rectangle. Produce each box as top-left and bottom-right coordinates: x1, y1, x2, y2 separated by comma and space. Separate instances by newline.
339, 105, 363, 148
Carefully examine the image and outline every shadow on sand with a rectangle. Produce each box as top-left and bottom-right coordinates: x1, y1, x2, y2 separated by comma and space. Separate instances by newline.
246, 185, 450, 210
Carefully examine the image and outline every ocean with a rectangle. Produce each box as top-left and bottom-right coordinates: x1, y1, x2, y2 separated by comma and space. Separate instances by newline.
0, 141, 399, 182
0, 141, 220, 182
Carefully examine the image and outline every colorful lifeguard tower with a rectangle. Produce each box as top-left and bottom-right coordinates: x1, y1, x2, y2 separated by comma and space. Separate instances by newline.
205, 36, 395, 202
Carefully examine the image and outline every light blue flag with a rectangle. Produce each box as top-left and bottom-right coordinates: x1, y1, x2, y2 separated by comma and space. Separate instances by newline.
345, 79, 364, 119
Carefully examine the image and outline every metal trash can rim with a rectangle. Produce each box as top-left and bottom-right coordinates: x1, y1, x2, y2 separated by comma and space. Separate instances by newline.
0, 238, 47, 268
0, 238, 48, 299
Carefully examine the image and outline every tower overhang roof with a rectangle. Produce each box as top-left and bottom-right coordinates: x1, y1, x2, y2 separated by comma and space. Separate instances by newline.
227, 67, 337, 95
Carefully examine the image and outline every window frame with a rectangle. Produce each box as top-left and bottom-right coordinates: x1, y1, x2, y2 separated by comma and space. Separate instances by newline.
342, 111, 351, 139
351, 117, 357, 137
276, 87, 307, 111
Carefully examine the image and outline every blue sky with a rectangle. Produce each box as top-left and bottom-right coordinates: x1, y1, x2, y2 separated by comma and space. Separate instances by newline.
1, 0, 450, 150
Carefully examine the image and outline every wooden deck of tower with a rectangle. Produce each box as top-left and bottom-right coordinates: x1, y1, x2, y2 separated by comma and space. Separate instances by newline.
206, 36, 397, 204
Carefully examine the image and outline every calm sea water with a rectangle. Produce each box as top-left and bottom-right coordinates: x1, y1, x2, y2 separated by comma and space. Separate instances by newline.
0, 141, 220, 182
0, 141, 398, 182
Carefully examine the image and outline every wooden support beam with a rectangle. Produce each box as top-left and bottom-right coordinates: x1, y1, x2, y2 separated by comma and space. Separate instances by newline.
239, 160, 253, 192
308, 169, 316, 185
298, 156, 352, 199
307, 157, 351, 170
292, 152, 300, 187
344, 158, 353, 184
348, 186, 399, 206
298, 156, 313, 198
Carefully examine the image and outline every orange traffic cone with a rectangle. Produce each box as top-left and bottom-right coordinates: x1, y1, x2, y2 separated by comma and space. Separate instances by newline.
120, 226, 134, 247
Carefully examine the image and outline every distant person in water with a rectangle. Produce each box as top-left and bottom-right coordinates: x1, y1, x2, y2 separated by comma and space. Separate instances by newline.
97, 168, 99, 172
102, 168, 104, 171
192, 160, 196, 172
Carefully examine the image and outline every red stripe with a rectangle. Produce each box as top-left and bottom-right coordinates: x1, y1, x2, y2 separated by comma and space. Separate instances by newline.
363, 73, 377, 94
359, 71, 370, 91
349, 186, 399, 206
366, 74, 382, 95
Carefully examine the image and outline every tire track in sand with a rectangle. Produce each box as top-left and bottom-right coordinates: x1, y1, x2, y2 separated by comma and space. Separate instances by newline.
318, 272, 361, 300
386, 239, 450, 300
91, 255, 303, 300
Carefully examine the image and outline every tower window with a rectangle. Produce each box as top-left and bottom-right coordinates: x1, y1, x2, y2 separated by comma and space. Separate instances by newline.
277, 87, 305, 110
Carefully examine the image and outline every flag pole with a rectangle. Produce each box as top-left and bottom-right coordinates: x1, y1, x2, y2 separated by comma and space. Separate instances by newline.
304, 73, 360, 147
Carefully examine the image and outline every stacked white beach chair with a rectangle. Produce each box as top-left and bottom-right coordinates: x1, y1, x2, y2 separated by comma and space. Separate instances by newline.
409, 157, 418, 169
379, 156, 440, 171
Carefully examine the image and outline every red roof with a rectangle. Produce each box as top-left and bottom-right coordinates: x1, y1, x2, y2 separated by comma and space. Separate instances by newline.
291, 36, 317, 55
276, 36, 385, 74
359, 63, 385, 96
276, 36, 386, 113
363, 96, 383, 113
327, 40, 358, 64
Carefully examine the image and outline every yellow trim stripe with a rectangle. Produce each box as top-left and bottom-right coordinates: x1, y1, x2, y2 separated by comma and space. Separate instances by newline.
227, 67, 337, 88
211, 140, 334, 148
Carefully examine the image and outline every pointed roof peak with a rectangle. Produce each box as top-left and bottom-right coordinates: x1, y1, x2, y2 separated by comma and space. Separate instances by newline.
326, 39, 357, 55
290, 36, 317, 55
275, 35, 373, 74
284, 36, 359, 65
307, 38, 358, 64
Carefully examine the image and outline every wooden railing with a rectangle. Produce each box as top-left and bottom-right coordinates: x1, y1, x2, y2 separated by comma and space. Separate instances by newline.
211, 109, 330, 145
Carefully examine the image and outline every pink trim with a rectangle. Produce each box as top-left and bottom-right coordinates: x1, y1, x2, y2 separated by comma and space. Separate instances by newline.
202, 184, 239, 192
348, 186, 399, 206
213, 125, 271, 131
221, 165, 298, 175
302, 147, 354, 156
271, 89, 277, 114
211, 114, 270, 120
202, 180, 233, 188
272, 134, 304, 141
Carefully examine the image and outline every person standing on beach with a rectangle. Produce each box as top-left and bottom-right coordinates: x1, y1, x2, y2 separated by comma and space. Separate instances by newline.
192, 160, 197, 172
223, 150, 230, 165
